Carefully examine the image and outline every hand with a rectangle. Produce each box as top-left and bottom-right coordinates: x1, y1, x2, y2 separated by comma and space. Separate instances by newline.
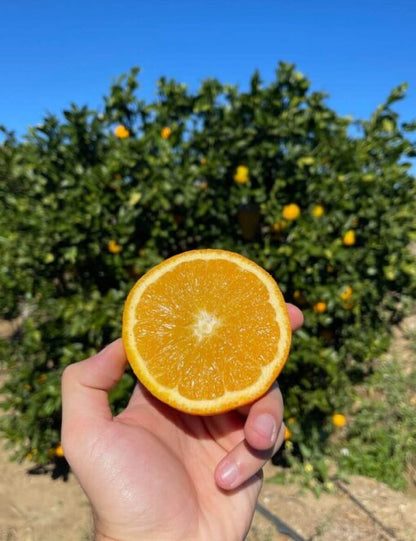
61, 304, 303, 541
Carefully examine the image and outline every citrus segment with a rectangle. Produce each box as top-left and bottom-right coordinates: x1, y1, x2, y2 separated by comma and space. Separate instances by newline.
122, 249, 291, 414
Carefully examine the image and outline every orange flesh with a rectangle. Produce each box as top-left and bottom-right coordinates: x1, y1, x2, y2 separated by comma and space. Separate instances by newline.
132, 259, 280, 400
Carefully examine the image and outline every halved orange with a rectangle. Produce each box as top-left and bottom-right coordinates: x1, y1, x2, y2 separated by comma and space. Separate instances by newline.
122, 249, 291, 415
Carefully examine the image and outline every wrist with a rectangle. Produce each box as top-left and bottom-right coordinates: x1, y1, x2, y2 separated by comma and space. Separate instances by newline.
94, 523, 181, 541
95, 533, 121, 541
94, 527, 199, 541
94, 520, 124, 541
93, 513, 200, 541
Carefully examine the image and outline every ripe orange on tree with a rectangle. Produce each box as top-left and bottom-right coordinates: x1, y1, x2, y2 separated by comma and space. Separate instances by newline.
161, 126, 172, 140
54, 444, 64, 457
122, 249, 292, 415
313, 301, 327, 314
282, 204, 300, 221
233, 165, 249, 184
332, 413, 347, 428
312, 204, 325, 218
114, 125, 130, 139
108, 239, 122, 254
340, 286, 353, 301
343, 230, 356, 246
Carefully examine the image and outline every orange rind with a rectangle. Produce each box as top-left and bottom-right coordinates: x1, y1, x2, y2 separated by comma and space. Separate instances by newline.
122, 249, 291, 415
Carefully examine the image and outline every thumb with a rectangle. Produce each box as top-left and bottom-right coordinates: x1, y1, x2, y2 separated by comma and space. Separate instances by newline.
61, 339, 127, 449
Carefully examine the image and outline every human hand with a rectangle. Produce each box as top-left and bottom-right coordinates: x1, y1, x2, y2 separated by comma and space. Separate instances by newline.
61, 304, 303, 541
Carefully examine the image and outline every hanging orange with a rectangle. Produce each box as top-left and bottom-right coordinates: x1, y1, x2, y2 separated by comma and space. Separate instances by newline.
122, 249, 291, 415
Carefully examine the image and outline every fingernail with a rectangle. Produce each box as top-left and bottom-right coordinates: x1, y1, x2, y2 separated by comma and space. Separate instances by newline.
218, 460, 239, 488
253, 413, 277, 443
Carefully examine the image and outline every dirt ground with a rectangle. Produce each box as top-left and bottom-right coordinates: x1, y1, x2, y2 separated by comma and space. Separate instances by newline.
1, 315, 415, 541
1, 446, 415, 541
250, 463, 416, 541
0, 445, 92, 540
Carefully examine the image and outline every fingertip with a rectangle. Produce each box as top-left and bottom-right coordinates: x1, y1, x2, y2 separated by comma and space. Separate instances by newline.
96, 338, 126, 360
244, 384, 284, 450
286, 303, 304, 331
215, 459, 240, 490
214, 440, 270, 492
246, 412, 278, 450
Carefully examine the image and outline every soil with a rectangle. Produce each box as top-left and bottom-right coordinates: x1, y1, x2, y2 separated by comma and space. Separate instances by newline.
249, 463, 416, 541
0, 448, 91, 540
1, 315, 415, 541
1, 447, 415, 541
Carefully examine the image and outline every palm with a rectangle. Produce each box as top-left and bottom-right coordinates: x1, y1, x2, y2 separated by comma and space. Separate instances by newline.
62, 306, 303, 541
77, 388, 261, 541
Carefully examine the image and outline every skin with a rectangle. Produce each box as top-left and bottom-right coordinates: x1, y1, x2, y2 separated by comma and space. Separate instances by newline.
61, 303, 303, 541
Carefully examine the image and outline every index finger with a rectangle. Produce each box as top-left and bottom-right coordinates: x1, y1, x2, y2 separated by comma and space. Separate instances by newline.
286, 303, 304, 331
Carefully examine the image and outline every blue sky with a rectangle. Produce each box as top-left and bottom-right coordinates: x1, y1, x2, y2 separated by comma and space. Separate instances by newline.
2, 1, 415, 137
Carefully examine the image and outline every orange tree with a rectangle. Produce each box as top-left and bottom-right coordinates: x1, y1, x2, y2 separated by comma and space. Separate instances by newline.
1, 63, 415, 479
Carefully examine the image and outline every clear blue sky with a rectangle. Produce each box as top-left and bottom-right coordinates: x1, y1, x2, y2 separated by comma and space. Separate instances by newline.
2, 1, 416, 137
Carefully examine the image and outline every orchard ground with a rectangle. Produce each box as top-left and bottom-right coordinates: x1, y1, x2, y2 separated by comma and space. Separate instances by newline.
1, 445, 416, 541
1, 313, 415, 541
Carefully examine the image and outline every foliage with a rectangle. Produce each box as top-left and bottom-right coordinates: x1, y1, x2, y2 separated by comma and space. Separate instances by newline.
272, 354, 416, 493
337, 357, 416, 490
1, 63, 415, 481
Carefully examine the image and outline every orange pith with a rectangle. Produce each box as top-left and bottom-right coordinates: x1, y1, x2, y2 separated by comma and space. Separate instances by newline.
122, 249, 291, 415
